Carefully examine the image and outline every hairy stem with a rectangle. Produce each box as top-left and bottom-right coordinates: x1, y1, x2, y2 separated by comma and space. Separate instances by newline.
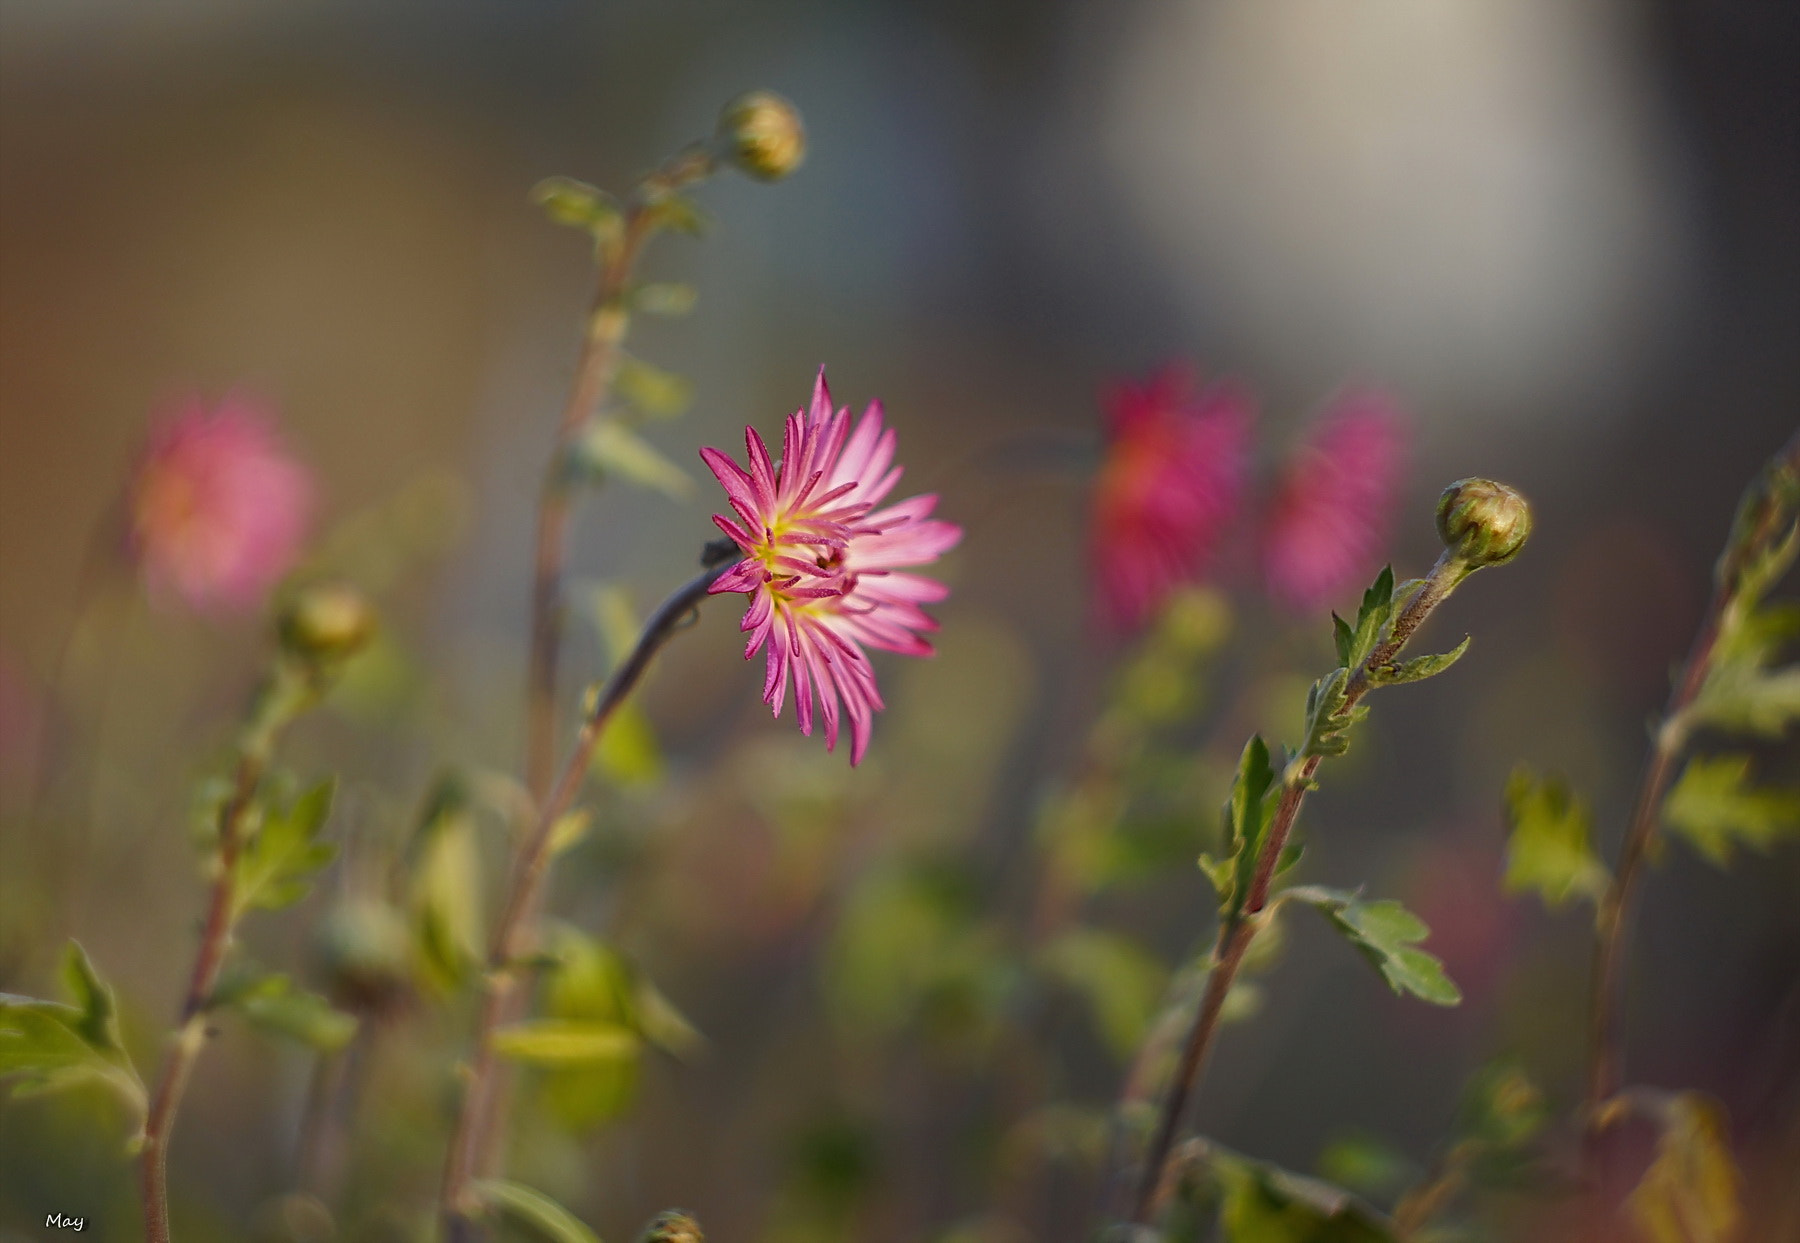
441, 555, 738, 1241
139, 672, 303, 1243
1126, 553, 1467, 1224
1582, 434, 1800, 1186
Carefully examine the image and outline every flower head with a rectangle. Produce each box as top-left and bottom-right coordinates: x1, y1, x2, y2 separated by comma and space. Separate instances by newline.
1090, 366, 1253, 633
702, 370, 960, 763
126, 397, 314, 614
1259, 389, 1408, 611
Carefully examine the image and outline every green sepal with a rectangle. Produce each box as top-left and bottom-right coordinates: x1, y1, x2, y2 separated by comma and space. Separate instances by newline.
231, 780, 336, 917
470, 1179, 602, 1243
1366, 636, 1471, 687
1284, 887, 1462, 1006
1502, 768, 1611, 910
1662, 753, 1800, 867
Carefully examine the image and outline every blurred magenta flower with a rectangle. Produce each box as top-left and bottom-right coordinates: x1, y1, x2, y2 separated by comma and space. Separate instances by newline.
1090, 366, 1253, 633
1259, 389, 1407, 612
126, 396, 314, 614
703, 370, 961, 763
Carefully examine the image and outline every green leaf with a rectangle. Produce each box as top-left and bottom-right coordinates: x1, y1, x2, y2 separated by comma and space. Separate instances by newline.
531, 177, 622, 243
614, 356, 694, 420
232, 780, 337, 917
0, 943, 145, 1120
572, 422, 693, 500
471, 1179, 602, 1243
1301, 667, 1367, 760
1662, 754, 1800, 867
60, 941, 127, 1059
629, 282, 697, 317
1627, 1093, 1741, 1243
1316, 1132, 1415, 1201
216, 971, 358, 1051
408, 777, 486, 996
1205, 1145, 1401, 1242
593, 703, 663, 787
1366, 636, 1471, 687
1342, 566, 1396, 671
492, 1020, 640, 1067
1502, 768, 1610, 910
1688, 660, 1800, 738
642, 194, 708, 236
1207, 736, 1280, 920
1038, 929, 1168, 1058
1286, 887, 1461, 1006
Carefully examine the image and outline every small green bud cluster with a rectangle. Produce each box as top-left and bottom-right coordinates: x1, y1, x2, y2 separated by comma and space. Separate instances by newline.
1436, 478, 1532, 569
716, 91, 806, 181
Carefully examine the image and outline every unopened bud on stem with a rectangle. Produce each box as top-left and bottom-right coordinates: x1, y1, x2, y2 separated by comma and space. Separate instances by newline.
637, 1211, 703, 1243
280, 581, 376, 664
716, 91, 805, 181
1436, 478, 1532, 569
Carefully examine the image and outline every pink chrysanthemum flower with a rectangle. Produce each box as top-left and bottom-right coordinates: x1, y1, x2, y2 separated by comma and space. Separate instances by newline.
125, 396, 314, 614
702, 370, 961, 764
1090, 366, 1253, 633
1259, 389, 1407, 611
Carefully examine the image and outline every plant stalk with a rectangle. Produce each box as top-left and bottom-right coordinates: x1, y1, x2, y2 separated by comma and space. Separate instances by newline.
1126, 553, 1467, 1224
440, 555, 738, 1241
139, 671, 303, 1243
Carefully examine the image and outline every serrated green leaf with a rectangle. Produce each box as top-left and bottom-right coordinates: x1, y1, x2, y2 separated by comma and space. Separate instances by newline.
409, 779, 486, 996
1688, 661, 1800, 738
614, 356, 694, 420
1286, 887, 1462, 1006
220, 973, 358, 1052
233, 781, 336, 917
630, 282, 697, 317
0, 947, 146, 1119
1662, 754, 1800, 867
1342, 566, 1397, 670
492, 1020, 639, 1067
1333, 613, 1356, 669
1302, 668, 1362, 760
531, 177, 622, 242
1366, 636, 1472, 687
1503, 768, 1611, 910
1213, 736, 1279, 920
471, 1179, 602, 1243
1627, 1094, 1741, 1243
572, 422, 693, 500
1039, 929, 1168, 1058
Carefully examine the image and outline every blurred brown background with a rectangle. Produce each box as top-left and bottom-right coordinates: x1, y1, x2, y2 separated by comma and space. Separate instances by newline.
2, 2, 1797, 1240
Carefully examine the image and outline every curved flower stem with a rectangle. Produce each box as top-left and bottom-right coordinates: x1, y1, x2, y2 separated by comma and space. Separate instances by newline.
1582, 433, 1800, 1188
139, 668, 309, 1243
1126, 552, 1468, 1225
523, 145, 716, 801
441, 553, 740, 1242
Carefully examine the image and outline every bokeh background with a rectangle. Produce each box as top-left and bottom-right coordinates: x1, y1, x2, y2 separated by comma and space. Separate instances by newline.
2, 1, 1796, 1240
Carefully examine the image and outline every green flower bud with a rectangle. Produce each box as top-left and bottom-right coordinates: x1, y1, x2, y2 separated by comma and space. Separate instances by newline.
637, 1211, 703, 1243
279, 582, 376, 664
716, 91, 806, 181
1435, 478, 1532, 568
313, 899, 411, 1013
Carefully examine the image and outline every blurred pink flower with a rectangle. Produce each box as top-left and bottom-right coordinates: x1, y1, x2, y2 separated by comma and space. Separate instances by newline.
1259, 389, 1407, 611
1090, 366, 1253, 633
125, 396, 314, 614
703, 369, 961, 764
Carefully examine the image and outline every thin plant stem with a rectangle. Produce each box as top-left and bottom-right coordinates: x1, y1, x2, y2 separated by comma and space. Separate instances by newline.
139, 669, 307, 1243
1582, 433, 1800, 1188
440, 553, 739, 1242
1126, 552, 1468, 1224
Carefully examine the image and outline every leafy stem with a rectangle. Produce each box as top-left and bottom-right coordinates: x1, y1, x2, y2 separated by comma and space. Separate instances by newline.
1126, 547, 1481, 1225
138, 660, 318, 1243
1583, 432, 1800, 1184
440, 550, 740, 1242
